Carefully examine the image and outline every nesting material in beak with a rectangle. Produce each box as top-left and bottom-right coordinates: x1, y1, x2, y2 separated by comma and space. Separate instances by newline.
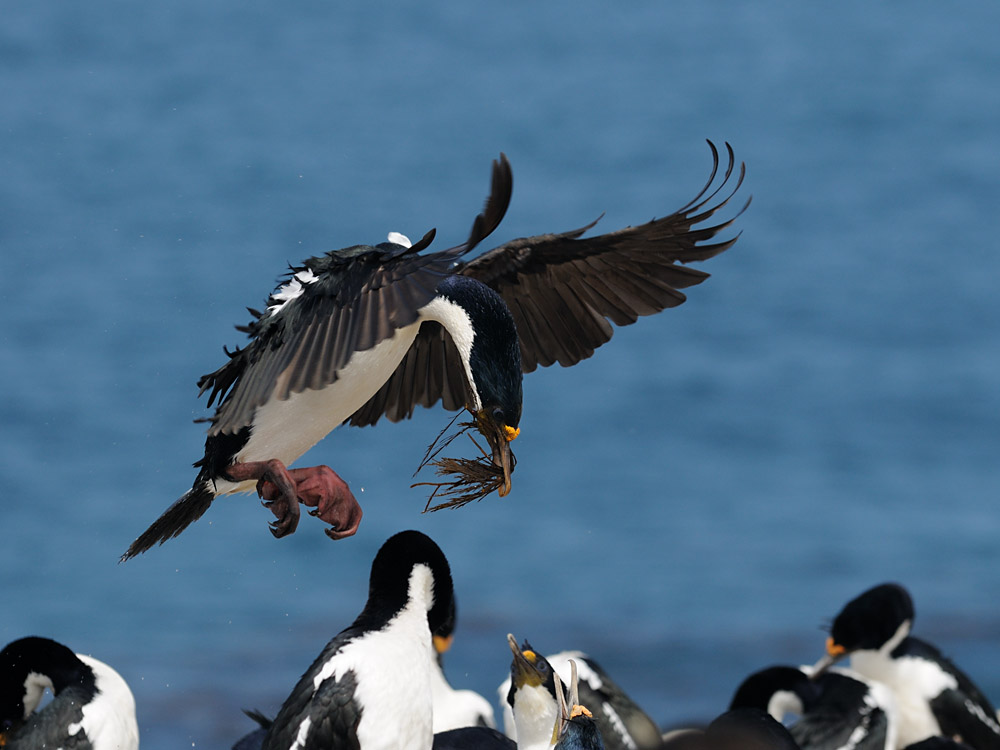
412, 413, 518, 511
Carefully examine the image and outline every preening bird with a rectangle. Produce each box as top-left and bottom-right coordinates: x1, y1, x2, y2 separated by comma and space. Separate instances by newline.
122, 143, 747, 560
813, 583, 1000, 750
0, 636, 139, 750
730, 664, 898, 750
259, 529, 454, 750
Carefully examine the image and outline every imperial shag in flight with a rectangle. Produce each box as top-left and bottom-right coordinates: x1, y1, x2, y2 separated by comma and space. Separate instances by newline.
122, 142, 748, 560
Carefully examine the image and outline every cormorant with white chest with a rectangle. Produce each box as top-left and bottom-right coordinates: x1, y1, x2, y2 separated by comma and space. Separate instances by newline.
260, 529, 454, 750
122, 142, 747, 559
812, 583, 1000, 750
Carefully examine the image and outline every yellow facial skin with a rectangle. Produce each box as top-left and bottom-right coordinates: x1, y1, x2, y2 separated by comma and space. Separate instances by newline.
826, 637, 846, 657
433, 634, 454, 654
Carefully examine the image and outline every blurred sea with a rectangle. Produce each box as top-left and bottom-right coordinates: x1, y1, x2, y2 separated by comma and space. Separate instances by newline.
2, 2, 999, 748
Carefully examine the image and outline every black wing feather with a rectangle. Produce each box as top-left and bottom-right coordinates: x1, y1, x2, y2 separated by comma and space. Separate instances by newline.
457, 140, 748, 373
346, 143, 746, 425
262, 633, 364, 750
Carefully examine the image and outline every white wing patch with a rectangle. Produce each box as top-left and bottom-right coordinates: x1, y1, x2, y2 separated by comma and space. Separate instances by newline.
267, 268, 320, 316
964, 699, 1000, 736
387, 232, 412, 248
289, 716, 312, 750
601, 702, 637, 750
75, 655, 139, 750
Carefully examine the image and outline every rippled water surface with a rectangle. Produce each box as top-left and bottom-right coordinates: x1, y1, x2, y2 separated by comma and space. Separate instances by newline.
3, 2, 999, 748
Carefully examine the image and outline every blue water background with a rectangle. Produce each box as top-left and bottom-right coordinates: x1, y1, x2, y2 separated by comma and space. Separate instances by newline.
3, 2, 999, 747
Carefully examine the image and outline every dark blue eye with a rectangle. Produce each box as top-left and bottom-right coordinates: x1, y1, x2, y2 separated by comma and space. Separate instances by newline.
492, 407, 504, 422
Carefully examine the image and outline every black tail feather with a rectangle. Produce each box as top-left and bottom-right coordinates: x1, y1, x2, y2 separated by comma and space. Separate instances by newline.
120, 483, 215, 562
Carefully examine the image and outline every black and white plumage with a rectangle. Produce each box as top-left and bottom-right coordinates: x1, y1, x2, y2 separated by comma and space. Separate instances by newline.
499, 646, 663, 750
504, 635, 562, 750
813, 583, 1000, 750
259, 530, 454, 750
730, 665, 898, 750
122, 142, 747, 559
0, 637, 138, 750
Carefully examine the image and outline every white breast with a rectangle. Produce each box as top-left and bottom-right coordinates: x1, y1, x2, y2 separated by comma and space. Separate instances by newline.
307, 565, 437, 750
850, 650, 954, 749
71, 655, 139, 750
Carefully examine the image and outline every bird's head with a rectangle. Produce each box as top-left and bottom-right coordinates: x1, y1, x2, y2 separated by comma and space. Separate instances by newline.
506, 634, 564, 749
360, 530, 454, 639
813, 582, 914, 675
506, 634, 556, 702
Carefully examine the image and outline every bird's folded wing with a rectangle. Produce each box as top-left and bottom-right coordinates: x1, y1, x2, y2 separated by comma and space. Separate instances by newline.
930, 688, 1000, 749
456, 141, 749, 373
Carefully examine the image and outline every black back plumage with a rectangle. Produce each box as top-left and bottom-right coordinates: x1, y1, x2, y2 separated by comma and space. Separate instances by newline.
568, 655, 663, 750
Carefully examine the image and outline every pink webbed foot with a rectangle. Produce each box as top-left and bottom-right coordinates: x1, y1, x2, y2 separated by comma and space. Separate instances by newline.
224, 459, 301, 538
260, 465, 362, 541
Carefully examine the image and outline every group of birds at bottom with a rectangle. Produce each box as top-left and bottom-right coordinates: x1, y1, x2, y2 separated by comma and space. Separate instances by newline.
4, 531, 999, 750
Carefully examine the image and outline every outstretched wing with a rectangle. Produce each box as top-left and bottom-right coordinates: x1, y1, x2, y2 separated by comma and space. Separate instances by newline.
457, 140, 748, 373
199, 155, 512, 436
347, 142, 747, 427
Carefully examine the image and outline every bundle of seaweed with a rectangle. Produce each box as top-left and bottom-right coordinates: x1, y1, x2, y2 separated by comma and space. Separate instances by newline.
412, 414, 517, 511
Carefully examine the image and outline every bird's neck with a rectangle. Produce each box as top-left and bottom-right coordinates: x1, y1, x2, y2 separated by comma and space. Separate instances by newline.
420, 275, 521, 415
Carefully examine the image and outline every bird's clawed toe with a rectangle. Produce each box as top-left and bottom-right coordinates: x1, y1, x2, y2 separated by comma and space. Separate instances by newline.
292, 466, 362, 540
237, 463, 361, 541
